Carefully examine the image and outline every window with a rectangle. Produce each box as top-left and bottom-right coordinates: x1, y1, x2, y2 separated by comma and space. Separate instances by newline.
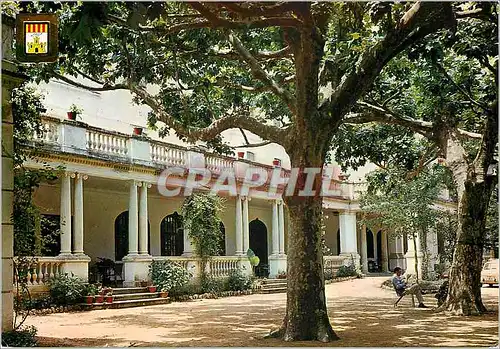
160, 212, 184, 256
245, 151, 255, 161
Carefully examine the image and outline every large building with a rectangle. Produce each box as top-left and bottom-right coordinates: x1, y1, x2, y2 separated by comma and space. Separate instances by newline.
18, 76, 454, 290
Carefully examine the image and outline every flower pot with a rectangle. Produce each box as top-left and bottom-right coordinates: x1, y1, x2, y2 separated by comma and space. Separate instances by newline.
148, 286, 157, 293
237, 151, 244, 159
273, 159, 281, 167
67, 112, 76, 120
85, 296, 94, 304
95, 295, 104, 303
105, 296, 113, 304
159, 291, 168, 298
133, 127, 143, 135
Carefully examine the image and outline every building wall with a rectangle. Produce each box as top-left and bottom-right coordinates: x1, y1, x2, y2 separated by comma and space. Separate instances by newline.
323, 212, 340, 255
32, 181, 281, 261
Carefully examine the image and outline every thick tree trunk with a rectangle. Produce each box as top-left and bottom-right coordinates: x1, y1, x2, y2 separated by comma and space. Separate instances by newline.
444, 181, 490, 315
273, 195, 338, 342
440, 105, 497, 315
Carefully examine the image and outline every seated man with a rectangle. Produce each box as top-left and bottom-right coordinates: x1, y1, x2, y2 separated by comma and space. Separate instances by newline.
392, 267, 428, 308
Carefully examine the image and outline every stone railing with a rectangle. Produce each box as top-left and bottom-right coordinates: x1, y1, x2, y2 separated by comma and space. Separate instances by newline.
205, 154, 235, 174
86, 127, 129, 157
13, 257, 64, 286
151, 255, 246, 279
323, 255, 345, 276
208, 256, 240, 278
150, 141, 186, 167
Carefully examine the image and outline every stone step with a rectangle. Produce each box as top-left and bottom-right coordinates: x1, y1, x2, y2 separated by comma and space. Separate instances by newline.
259, 287, 287, 294
80, 297, 170, 310
108, 297, 170, 309
111, 287, 149, 295
261, 279, 287, 285
261, 283, 288, 289
113, 292, 160, 301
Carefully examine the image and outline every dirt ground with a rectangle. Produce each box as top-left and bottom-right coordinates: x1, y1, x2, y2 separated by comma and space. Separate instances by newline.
27, 277, 498, 347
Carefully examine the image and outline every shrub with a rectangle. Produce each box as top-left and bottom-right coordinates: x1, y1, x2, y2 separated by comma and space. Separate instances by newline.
48, 274, 86, 305
169, 281, 202, 297
226, 268, 252, 291
149, 260, 190, 292
2, 326, 38, 347
200, 276, 226, 294
335, 265, 358, 278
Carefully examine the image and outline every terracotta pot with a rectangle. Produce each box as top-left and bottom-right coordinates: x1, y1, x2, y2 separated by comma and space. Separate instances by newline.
273, 159, 280, 166
67, 112, 76, 120
105, 296, 113, 304
237, 151, 244, 159
85, 296, 94, 304
95, 295, 104, 303
148, 286, 157, 293
133, 127, 143, 135
159, 291, 169, 298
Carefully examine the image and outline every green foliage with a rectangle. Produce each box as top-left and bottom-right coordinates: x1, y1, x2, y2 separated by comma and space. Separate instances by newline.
69, 103, 83, 115
335, 265, 358, 278
200, 276, 226, 294
149, 260, 190, 293
484, 185, 498, 258
182, 194, 225, 261
1, 326, 38, 347
48, 274, 87, 306
226, 268, 252, 291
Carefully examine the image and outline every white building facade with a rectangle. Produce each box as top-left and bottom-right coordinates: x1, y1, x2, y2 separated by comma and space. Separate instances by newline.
18, 79, 454, 288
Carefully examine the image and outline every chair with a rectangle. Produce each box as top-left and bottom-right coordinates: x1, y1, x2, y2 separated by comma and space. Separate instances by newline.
393, 285, 415, 308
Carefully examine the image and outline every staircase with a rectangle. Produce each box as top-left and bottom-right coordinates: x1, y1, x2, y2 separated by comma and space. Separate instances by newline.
82, 287, 170, 310
258, 279, 287, 294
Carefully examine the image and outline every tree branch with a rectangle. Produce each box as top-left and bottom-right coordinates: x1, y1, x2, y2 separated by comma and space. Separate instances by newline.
433, 61, 490, 111
131, 85, 288, 145
222, 2, 296, 17
52, 73, 128, 92
234, 140, 273, 148
327, 2, 455, 119
227, 32, 296, 115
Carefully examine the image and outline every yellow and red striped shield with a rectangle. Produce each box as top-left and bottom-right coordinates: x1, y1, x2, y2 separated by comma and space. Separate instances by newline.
25, 21, 49, 54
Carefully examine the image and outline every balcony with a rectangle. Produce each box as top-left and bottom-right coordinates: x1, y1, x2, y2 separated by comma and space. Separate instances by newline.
27, 116, 364, 200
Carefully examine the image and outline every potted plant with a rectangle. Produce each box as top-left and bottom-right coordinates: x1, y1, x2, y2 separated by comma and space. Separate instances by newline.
237, 151, 245, 159
272, 159, 281, 167
95, 293, 104, 303
133, 126, 143, 135
159, 289, 169, 298
105, 292, 113, 304
85, 284, 97, 304
148, 285, 157, 293
67, 104, 83, 120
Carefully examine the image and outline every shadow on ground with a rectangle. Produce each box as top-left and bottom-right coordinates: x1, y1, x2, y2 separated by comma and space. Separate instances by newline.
33, 279, 498, 347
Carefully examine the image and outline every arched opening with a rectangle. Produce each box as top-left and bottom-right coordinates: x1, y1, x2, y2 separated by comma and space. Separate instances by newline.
336, 228, 341, 255
366, 229, 374, 258
114, 211, 151, 261
160, 212, 184, 256
376, 230, 382, 271
218, 222, 226, 256
249, 218, 268, 277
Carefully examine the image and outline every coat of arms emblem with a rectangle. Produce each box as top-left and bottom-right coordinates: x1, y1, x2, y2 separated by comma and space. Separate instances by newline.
25, 22, 49, 54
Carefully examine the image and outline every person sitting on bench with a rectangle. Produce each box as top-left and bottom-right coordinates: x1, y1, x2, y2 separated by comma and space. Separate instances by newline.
392, 267, 428, 308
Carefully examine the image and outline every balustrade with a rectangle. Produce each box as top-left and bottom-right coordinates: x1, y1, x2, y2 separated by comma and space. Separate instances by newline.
150, 143, 186, 167
13, 257, 63, 286
86, 128, 128, 156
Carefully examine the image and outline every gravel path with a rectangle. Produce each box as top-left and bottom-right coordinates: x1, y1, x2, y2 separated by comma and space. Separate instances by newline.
26, 277, 498, 347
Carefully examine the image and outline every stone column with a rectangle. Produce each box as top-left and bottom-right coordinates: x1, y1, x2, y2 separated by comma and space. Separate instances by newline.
242, 196, 250, 253
360, 224, 368, 274
139, 182, 151, 255
235, 196, 243, 255
2, 18, 26, 330
123, 181, 152, 287
72, 173, 87, 255
404, 232, 423, 277
271, 200, 279, 255
278, 200, 285, 256
128, 181, 139, 255
59, 173, 72, 255
182, 224, 194, 256
389, 235, 406, 271
373, 231, 378, 266
339, 211, 360, 267
380, 230, 389, 273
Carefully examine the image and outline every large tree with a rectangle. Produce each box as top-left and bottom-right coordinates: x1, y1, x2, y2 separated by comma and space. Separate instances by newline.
21, 2, 458, 341
343, 2, 497, 315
